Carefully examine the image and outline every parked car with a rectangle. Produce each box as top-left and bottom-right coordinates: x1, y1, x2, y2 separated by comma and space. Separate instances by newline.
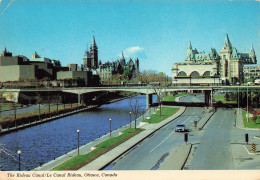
175, 124, 186, 132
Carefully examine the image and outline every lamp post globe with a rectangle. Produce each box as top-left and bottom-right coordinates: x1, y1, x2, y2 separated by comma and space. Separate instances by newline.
129, 112, 132, 128
109, 118, 112, 137
17, 150, 22, 171
77, 129, 80, 155
142, 107, 144, 121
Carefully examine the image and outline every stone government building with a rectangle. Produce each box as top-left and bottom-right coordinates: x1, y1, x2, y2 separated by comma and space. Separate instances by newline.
83, 36, 140, 84
172, 34, 257, 85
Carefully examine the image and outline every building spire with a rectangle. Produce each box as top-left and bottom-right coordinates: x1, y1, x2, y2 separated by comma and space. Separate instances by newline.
188, 41, 192, 50
250, 44, 255, 54
91, 35, 98, 50
224, 34, 232, 49
121, 51, 125, 59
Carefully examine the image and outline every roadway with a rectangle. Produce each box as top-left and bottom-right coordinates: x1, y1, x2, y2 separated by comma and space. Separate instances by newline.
188, 108, 235, 169
105, 94, 260, 170
106, 95, 206, 170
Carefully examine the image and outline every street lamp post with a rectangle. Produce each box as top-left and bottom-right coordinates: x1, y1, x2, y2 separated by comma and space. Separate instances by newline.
77, 129, 80, 155
247, 83, 249, 123
129, 112, 132, 128
237, 87, 239, 115
17, 150, 22, 171
109, 118, 112, 137
142, 107, 144, 121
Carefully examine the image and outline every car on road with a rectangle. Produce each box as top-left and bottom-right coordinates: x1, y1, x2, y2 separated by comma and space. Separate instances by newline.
175, 124, 186, 132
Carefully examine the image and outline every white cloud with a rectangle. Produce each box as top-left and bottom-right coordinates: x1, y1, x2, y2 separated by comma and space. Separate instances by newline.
119, 46, 146, 59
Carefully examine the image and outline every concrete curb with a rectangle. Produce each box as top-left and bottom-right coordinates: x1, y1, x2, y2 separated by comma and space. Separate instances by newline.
236, 127, 260, 131
199, 108, 217, 130
243, 145, 260, 155
181, 144, 193, 170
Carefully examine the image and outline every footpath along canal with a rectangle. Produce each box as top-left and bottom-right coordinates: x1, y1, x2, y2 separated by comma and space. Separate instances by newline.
0, 95, 154, 171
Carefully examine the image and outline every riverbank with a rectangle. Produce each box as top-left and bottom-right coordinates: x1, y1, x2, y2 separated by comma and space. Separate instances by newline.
0, 105, 97, 135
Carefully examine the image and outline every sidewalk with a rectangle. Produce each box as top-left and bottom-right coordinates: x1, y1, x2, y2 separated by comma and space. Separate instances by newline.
33, 106, 186, 171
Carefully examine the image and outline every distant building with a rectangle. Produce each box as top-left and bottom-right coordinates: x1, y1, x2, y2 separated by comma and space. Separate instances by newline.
0, 49, 66, 82
244, 64, 260, 80
0, 48, 35, 82
83, 36, 98, 70
82, 36, 140, 84
97, 52, 139, 83
172, 34, 257, 85
30, 51, 64, 79
67, 64, 78, 71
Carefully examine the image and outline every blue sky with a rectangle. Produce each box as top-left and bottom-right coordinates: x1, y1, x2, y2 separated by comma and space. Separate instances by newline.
0, 0, 259, 76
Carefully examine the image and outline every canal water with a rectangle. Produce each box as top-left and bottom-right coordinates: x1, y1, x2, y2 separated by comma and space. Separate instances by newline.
0, 95, 153, 171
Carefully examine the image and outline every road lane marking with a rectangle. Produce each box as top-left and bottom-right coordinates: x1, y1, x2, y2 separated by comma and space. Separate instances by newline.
150, 131, 175, 153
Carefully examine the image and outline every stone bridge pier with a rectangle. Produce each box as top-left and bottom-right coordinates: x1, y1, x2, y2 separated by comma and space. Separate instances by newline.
204, 90, 213, 107
146, 94, 153, 109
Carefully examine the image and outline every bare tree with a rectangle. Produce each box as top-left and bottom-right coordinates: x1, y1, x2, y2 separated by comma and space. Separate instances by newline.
129, 96, 140, 129
0, 90, 3, 119
55, 94, 60, 112
36, 93, 41, 120
47, 91, 51, 115
152, 83, 166, 117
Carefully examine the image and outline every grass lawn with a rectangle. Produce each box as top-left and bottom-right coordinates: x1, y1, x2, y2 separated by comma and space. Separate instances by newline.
52, 128, 143, 170
143, 107, 179, 124
0, 104, 84, 124
213, 95, 237, 104
0, 103, 22, 111
242, 110, 260, 128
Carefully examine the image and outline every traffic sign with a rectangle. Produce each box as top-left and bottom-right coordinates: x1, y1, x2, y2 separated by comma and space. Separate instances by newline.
184, 133, 188, 144
245, 134, 249, 144
252, 143, 256, 152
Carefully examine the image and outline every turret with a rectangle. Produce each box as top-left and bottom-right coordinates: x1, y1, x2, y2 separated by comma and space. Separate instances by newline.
250, 45, 257, 64
186, 41, 192, 60
91, 36, 98, 50
222, 34, 232, 50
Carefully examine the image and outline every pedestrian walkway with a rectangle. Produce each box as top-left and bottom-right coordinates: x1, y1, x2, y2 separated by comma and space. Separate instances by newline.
33, 106, 186, 171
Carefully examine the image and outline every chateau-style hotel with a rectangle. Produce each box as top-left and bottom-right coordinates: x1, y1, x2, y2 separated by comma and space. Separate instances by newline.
172, 34, 257, 85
